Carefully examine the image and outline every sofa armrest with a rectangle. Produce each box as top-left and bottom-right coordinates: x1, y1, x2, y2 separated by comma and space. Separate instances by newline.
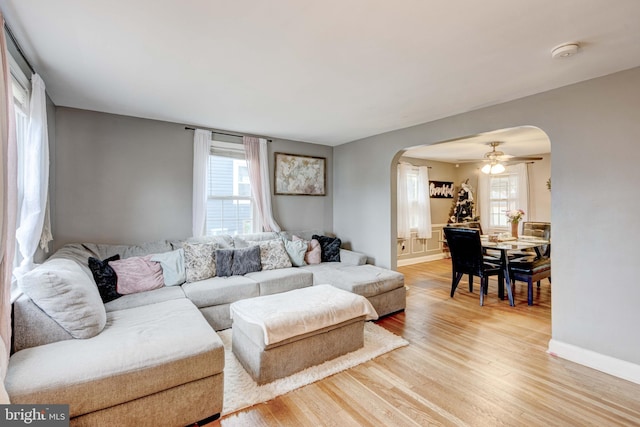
339, 249, 367, 266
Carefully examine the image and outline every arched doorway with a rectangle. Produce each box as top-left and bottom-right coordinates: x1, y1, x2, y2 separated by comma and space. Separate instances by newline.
391, 125, 551, 298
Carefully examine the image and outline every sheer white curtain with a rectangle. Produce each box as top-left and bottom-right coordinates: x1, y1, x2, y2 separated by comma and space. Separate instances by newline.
15, 73, 50, 277
243, 137, 280, 232
397, 163, 411, 239
515, 163, 529, 233
478, 171, 490, 232
1, 12, 19, 381
416, 166, 432, 239
192, 129, 210, 237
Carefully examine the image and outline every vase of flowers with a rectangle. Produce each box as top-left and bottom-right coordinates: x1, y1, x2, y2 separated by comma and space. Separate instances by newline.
506, 209, 525, 238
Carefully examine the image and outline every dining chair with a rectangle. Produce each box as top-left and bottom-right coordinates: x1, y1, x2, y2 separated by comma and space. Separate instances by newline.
442, 227, 504, 306
509, 224, 551, 305
509, 255, 551, 305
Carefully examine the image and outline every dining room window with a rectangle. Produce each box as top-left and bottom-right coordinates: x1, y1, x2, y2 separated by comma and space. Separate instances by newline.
488, 172, 519, 228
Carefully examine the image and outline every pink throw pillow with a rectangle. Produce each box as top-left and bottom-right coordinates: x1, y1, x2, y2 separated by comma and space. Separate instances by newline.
110, 255, 164, 295
305, 238, 322, 265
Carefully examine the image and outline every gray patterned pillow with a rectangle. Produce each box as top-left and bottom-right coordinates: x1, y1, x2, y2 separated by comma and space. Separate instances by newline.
183, 241, 219, 282
247, 239, 292, 270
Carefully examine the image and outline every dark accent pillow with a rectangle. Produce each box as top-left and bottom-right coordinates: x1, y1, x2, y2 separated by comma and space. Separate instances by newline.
88, 254, 122, 303
312, 234, 342, 262
215, 246, 262, 277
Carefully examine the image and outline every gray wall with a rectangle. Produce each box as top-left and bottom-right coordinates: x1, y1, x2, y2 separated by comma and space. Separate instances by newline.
334, 67, 640, 370
52, 107, 332, 250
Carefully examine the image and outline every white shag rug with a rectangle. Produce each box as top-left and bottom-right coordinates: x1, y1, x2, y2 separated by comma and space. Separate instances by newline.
220, 322, 409, 416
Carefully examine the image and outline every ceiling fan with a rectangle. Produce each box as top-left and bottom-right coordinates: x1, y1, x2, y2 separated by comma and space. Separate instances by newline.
477, 142, 543, 174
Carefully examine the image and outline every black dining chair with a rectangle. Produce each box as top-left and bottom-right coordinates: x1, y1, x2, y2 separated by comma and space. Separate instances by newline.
509, 255, 551, 306
443, 227, 504, 306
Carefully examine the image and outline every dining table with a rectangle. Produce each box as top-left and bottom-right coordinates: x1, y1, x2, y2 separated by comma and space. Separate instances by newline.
481, 235, 550, 306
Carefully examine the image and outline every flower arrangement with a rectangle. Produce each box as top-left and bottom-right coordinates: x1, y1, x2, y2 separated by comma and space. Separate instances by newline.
506, 209, 525, 224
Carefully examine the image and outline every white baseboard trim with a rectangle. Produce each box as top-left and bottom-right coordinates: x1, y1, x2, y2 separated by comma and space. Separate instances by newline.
548, 339, 640, 385
397, 253, 446, 267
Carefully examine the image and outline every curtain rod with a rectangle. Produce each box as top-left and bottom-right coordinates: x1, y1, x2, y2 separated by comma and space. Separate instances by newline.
4, 23, 35, 75
184, 126, 272, 142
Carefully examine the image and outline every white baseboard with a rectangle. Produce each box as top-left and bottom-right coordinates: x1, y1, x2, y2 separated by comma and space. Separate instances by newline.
397, 253, 446, 267
548, 339, 640, 385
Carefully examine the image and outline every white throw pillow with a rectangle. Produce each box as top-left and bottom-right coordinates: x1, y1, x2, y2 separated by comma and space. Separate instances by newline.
18, 258, 107, 339
151, 248, 186, 286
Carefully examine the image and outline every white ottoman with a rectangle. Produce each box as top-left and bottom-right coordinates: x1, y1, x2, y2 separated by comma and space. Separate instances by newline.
230, 284, 378, 384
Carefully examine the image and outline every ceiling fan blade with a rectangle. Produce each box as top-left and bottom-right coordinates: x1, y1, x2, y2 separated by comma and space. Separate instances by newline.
508, 156, 543, 161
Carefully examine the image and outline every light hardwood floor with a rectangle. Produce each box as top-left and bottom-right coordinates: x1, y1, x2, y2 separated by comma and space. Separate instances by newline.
213, 259, 640, 426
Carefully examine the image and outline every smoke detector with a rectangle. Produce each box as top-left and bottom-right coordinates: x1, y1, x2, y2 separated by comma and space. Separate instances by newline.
551, 43, 580, 59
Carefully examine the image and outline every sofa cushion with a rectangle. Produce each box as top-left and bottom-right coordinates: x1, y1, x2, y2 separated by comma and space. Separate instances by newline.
215, 246, 262, 277
183, 241, 219, 282
181, 276, 259, 308
150, 248, 186, 286
245, 267, 313, 296
5, 299, 224, 419
302, 237, 321, 265
110, 255, 165, 295
281, 237, 307, 267
104, 286, 186, 312
303, 264, 405, 298
18, 258, 107, 339
312, 234, 341, 262
88, 254, 122, 303
247, 239, 292, 270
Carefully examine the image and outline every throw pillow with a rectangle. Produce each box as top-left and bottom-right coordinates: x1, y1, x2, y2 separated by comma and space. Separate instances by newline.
283, 236, 307, 267
88, 254, 122, 303
232, 245, 262, 275
305, 238, 322, 265
19, 258, 107, 339
150, 248, 186, 286
110, 255, 165, 295
312, 234, 342, 262
247, 239, 292, 270
215, 246, 262, 277
183, 241, 218, 282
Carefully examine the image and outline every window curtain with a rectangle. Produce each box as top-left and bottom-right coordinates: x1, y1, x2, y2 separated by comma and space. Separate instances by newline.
514, 163, 529, 232
478, 171, 490, 232
243, 136, 281, 232
416, 165, 432, 239
0, 13, 19, 388
192, 129, 210, 237
14, 73, 50, 278
397, 163, 411, 239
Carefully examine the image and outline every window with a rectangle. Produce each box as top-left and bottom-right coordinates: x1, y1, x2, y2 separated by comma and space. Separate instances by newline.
406, 168, 420, 229
488, 172, 519, 228
206, 141, 255, 235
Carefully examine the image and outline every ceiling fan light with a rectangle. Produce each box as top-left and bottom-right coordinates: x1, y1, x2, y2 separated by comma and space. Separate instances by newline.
481, 164, 492, 174
491, 163, 505, 174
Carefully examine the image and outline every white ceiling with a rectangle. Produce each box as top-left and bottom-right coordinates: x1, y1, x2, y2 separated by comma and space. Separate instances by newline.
1, 1, 640, 146
403, 125, 551, 162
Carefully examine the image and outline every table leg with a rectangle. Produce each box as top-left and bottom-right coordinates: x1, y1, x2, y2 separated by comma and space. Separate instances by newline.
498, 249, 515, 306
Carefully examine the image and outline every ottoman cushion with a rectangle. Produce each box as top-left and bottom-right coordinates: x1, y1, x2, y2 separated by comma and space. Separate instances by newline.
230, 284, 378, 346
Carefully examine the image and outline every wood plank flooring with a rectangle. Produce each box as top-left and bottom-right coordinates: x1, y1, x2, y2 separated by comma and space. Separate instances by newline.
212, 259, 640, 426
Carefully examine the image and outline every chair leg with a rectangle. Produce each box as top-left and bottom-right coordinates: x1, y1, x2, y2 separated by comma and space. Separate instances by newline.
451, 272, 464, 298
468, 274, 473, 292
527, 277, 534, 306
480, 277, 486, 306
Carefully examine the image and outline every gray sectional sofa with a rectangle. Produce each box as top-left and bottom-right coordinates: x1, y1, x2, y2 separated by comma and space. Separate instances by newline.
6, 231, 405, 426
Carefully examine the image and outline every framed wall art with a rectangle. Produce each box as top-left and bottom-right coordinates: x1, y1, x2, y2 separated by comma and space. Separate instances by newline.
274, 152, 326, 196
